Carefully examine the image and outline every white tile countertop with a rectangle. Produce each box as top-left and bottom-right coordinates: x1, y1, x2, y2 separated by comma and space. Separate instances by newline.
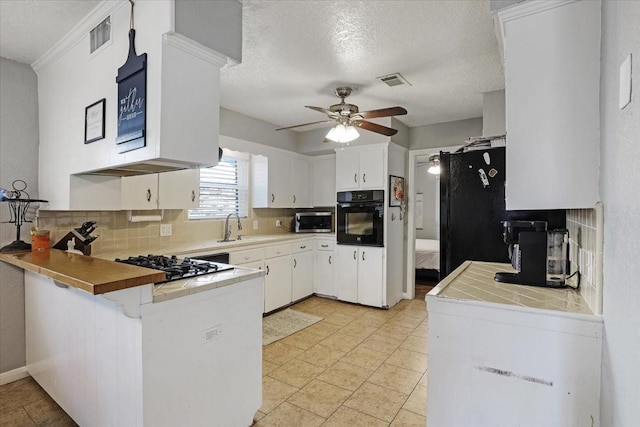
429, 261, 593, 315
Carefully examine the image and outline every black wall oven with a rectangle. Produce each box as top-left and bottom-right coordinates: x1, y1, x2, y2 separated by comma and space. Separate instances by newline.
336, 190, 384, 247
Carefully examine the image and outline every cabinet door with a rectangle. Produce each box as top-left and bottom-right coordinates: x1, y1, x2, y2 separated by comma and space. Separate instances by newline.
335, 245, 359, 303
312, 157, 336, 207
357, 247, 384, 307
314, 250, 335, 297
264, 255, 292, 312
502, 0, 600, 209
121, 174, 158, 210
291, 157, 312, 208
335, 149, 360, 191
292, 250, 314, 301
268, 153, 292, 208
359, 147, 385, 190
158, 168, 200, 209
238, 260, 266, 313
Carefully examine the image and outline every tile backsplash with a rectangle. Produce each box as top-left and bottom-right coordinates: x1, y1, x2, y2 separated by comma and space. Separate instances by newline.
36, 208, 300, 256
566, 203, 603, 315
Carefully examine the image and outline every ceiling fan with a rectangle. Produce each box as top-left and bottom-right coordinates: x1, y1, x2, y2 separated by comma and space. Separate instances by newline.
276, 87, 407, 142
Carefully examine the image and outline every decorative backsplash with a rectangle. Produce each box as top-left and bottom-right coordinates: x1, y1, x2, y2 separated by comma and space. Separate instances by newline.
36, 208, 299, 256
566, 203, 603, 315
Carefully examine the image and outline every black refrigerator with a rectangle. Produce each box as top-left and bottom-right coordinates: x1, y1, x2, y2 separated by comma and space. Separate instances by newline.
439, 146, 566, 278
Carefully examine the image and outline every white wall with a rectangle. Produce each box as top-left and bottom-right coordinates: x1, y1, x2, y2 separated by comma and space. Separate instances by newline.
599, 1, 640, 424
0, 58, 39, 373
409, 117, 483, 150
220, 108, 298, 152
482, 89, 506, 136
414, 164, 438, 239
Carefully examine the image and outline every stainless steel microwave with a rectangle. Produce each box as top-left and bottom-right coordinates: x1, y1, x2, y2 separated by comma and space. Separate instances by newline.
294, 212, 333, 233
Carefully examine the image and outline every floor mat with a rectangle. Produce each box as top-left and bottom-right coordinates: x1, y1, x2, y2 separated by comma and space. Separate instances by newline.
262, 308, 323, 346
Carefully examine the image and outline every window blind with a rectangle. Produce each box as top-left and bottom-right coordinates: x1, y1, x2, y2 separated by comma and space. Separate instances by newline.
188, 155, 249, 219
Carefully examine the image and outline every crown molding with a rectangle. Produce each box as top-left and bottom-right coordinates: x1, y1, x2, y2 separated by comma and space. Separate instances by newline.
32, 1, 125, 73
163, 33, 231, 68
497, 0, 581, 23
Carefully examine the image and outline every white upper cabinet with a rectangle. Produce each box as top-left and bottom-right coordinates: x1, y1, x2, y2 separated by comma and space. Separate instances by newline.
291, 157, 312, 208
312, 155, 336, 207
121, 169, 200, 210
499, 0, 601, 210
335, 145, 386, 191
252, 151, 312, 209
34, 1, 232, 209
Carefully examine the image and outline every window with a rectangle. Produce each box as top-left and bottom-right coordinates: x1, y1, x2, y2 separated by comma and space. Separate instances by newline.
188, 149, 249, 219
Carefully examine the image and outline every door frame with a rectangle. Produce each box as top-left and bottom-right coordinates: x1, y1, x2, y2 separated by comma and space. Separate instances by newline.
405, 145, 460, 300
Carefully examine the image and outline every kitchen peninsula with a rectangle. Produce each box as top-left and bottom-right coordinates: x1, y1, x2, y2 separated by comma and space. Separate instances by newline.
426, 261, 603, 426
0, 249, 264, 427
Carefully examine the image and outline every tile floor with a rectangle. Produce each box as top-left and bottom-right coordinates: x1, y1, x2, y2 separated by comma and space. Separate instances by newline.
0, 296, 428, 427
253, 296, 428, 426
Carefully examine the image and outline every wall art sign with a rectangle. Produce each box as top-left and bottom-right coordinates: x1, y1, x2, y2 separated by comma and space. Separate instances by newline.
115, 4, 147, 154
84, 98, 106, 144
389, 175, 405, 207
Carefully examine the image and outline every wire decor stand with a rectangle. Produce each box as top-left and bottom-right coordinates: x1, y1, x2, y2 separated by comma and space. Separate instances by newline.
1, 180, 47, 252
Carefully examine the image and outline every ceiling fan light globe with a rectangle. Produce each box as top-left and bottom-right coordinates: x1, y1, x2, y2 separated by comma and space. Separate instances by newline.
343, 125, 359, 142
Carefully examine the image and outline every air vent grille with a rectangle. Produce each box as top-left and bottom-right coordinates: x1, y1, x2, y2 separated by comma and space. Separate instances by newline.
90, 16, 111, 54
377, 73, 411, 87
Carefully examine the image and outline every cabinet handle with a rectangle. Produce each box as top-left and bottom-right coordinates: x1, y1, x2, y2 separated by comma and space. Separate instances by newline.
362, 251, 366, 261
362, 173, 366, 183
321, 244, 329, 248
266, 265, 270, 275
294, 259, 297, 268
146, 189, 152, 202
293, 195, 296, 204
54, 281, 69, 289
191, 190, 196, 202
300, 245, 306, 249
271, 194, 275, 203
354, 173, 358, 183
391, 213, 396, 221
353, 250, 357, 260
329, 255, 332, 265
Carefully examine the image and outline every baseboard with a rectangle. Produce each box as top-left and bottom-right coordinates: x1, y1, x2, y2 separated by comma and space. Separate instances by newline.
0, 366, 29, 386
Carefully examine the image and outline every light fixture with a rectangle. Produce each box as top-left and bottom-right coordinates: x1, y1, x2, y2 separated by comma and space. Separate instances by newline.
326, 123, 359, 143
427, 154, 440, 174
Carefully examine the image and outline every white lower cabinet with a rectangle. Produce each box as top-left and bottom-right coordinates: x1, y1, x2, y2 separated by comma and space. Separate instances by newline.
291, 241, 314, 302
264, 254, 292, 313
314, 239, 335, 297
335, 245, 384, 307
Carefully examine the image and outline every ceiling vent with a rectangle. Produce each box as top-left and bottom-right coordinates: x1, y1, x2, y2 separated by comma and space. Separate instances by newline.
90, 16, 111, 54
377, 73, 411, 87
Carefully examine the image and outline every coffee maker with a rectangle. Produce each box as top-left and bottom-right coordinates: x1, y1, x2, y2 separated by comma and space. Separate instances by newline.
494, 220, 569, 288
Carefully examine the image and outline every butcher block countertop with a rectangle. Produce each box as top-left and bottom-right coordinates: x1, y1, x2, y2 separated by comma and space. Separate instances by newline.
0, 249, 165, 295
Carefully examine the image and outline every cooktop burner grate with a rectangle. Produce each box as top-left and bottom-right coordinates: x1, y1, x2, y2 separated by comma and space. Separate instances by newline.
115, 254, 234, 283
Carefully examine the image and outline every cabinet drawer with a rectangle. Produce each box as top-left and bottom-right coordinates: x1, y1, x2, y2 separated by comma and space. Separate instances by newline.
237, 260, 265, 271
315, 239, 335, 251
230, 248, 265, 265
265, 244, 291, 259
291, 240, 313, 253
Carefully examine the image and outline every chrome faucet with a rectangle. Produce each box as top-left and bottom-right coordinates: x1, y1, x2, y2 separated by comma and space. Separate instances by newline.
221, 213, 243, 242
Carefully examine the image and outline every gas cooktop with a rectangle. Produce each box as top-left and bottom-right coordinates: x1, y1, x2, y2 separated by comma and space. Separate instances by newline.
115, 254, 234, 284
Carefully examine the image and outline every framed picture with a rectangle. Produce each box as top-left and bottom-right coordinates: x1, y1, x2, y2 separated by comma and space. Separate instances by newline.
85, 98, 106, 144
389, 175, 405, 207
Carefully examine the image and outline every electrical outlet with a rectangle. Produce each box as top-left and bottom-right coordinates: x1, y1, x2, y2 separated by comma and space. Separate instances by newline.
202, 325, 222, 343
160, 224, 172, 237
253, 220, 259, 230
276, 220, 282, 227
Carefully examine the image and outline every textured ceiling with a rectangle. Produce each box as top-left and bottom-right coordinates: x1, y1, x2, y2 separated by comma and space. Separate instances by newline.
222, 0, 505, 128
0, 0, 504, 129
0, 0, 101, 65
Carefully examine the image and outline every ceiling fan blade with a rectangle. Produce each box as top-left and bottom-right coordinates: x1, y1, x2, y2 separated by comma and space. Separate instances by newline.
275, 120, 335, 131
356, 106, 407, 119
305, 106, 340, 118
352, 120, 398, 136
